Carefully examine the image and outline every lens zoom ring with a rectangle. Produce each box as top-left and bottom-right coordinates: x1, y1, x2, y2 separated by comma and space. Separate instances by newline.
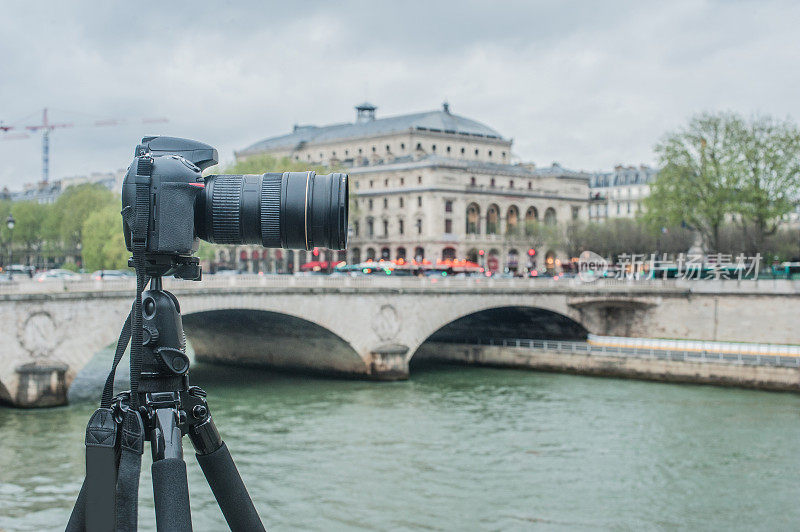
211, 175, 242, 244
261, 174, 282, 247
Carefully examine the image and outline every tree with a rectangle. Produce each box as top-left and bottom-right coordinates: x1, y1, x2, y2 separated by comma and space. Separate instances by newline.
44, 183, 116, 256
4, 201, 50, 265
644, 112, 741, 251
81, 203, 129, 270
728, 115, 800, 254
645, 112, 800, 253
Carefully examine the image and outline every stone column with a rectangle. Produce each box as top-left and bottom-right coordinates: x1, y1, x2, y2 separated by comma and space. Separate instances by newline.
14, 362, 69, 407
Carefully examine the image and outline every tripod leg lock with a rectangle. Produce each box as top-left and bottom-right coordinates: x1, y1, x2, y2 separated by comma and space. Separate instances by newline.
183, 387, 223, 455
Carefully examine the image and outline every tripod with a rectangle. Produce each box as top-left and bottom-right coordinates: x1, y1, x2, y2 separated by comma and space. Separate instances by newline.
67, 275, 265, 531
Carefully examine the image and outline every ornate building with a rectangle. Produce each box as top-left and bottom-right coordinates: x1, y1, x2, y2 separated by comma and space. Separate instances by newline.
589, 165, 658, 221
230, 103, 591, 273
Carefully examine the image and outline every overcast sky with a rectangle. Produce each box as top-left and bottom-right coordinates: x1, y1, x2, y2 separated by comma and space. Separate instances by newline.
1, 0, 798, 188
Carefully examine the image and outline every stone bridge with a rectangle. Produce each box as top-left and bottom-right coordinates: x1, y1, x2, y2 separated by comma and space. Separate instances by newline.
1, 276, 798, 406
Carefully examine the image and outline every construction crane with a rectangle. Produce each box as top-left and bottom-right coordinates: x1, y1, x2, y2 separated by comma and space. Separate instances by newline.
0, 108, 168, 183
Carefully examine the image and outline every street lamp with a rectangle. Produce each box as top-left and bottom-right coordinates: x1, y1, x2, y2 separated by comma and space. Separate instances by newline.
6, 214, 15, 279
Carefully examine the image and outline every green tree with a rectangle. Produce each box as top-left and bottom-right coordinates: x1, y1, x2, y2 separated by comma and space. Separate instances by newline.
7, 201, 50, 264
44, 183, 116, 255
727, 115, 800, 254
644, 112, 741, 251
81, 203, 128, 270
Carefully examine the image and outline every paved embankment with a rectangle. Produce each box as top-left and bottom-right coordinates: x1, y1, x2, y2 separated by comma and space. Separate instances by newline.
414, 341, 800, 392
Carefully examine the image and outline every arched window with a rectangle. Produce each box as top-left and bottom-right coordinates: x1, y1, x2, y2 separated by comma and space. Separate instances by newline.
466, 248, 479, 263
544, 207, 557, 226
466, 203, 480, 234
351, 247, 361, 264
486, 204, 500, 234
366, 248, 376, 261
396, 247, 406, 260
442, 247, 456, 260
381, 247, 391, 260
525, 207, 539, 236
414, 247, 425, 261
506, 205, 519, 235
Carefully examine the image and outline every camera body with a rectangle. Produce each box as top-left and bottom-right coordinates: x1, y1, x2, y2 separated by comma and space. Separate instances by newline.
122, 136, 218, 257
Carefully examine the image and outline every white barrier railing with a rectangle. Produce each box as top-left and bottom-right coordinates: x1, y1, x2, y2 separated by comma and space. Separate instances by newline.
438, 337, 800, 368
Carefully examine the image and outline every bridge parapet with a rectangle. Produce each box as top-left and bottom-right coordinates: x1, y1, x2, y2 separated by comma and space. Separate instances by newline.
1, 275, 798, 407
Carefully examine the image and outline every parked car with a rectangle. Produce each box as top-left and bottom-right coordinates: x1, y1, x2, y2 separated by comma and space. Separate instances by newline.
90, 269, 134, 281
3, 264, 35, 277
34, 269, 82, 282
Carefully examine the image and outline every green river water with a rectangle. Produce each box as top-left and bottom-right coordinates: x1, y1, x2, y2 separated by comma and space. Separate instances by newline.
1, 359, 799, 531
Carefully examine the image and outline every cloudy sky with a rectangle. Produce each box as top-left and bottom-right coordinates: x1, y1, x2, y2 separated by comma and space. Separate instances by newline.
0, 0, 798, 188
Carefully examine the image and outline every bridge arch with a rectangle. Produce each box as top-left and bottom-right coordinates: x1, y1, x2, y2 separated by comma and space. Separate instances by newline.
182, 309, 367, 376
408, 304, 588, 366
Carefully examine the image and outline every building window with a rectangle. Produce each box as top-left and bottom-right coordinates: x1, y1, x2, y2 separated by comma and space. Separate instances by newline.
366, 247, 376, 260
399, 197, 404, 207
401, 143, 405, 150
332, 151, 336, 157
528, 182, 532, 190
417, 196, 422, 207
432, 144, 436, 152
487, 205, 499, 234
525, 207, 538, 235
506, 205, 519, 235
509, 180, 514, 188
345, 149, 349, 156
502, 151, 506, 158
372, 146, 376, 152
474, 148, 479, 156
383, 220, 389, 236
442, 247, 456, 260
544, 207, 557, 226
415, 247, 425, 260
461, 147, 465, 154
370, 180, 374, 188
397, 247, 406, 260
381, 247, 390, 260
445, 200, 453, 213
399, 219, 404, 234
445, 219, 453, 233
416, 219, 422, 234
383, 198, 388, 208
447, 146, 451, 153
572, 206, 580, 220
416, 143, 422, 150
470, 177, 476, 186
368, 199, 373, 210
400, 177, 404, 185
488, 150, 493, 157
384, 178, 388, 186
353, 220, 360, 237
386, 145, 390, 152
358, 148, 363, 154
490, 178, 495, 187
418, 175, 422, 184
367, 219, 374, 237
466, 203, 480, 234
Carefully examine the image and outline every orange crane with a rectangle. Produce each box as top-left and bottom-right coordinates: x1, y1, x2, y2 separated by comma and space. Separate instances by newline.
0, 108, 168, 183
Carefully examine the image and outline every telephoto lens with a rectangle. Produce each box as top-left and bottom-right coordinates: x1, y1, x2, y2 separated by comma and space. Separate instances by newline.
196, 171, 349, 250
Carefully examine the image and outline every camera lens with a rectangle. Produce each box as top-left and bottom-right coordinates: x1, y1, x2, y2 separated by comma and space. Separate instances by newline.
196, 171, 348, 250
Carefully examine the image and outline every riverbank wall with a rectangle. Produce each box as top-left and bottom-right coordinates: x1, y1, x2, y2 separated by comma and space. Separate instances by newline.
413, 342, 800, 392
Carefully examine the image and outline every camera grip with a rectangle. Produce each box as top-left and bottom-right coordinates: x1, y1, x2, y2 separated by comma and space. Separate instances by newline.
155, 183, 202, 253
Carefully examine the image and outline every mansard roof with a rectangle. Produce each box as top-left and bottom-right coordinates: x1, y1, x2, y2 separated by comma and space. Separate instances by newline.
238, 105, 506, 156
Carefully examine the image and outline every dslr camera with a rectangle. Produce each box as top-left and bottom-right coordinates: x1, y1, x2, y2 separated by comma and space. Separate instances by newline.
122, 136, 349, 278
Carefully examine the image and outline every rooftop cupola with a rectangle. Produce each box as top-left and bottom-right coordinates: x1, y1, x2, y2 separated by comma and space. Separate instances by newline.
355, 102, 377, 123
442, 101, 450, 114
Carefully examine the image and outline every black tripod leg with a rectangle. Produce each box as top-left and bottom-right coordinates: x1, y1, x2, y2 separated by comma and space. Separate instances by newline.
65, 478, 87, 531
186, 394, 265, 532
196, 442, 266, 532
150, 407, 192, 532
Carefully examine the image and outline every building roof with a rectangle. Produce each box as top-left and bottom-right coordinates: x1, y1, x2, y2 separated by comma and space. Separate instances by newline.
348, 155, 590, 182
238, 104, 506, 156
591, 165, 658, 187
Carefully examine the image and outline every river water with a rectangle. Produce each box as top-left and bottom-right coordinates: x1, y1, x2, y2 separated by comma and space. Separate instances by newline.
1, 357, 799, 531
